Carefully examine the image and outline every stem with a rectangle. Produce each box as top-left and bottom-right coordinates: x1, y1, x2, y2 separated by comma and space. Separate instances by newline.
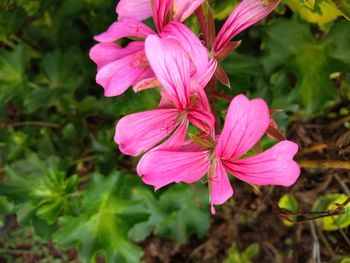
195, 6, 208, 46
4, 121, 60, 129
207, 79, 220, 134
215, 92, 233, 102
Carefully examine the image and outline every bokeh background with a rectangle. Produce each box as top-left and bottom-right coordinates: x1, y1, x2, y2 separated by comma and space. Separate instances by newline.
0, 0, 350, 262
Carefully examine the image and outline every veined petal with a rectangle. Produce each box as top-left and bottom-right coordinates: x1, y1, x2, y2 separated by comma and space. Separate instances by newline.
155, 121, 189, 151
145, 35, 191, 109
133, 77, 160, 92
114, 109, 179, 156
153, 0, 172, 32
137, 149, 210, 190
95, 43, 147, 96
188, 109, 214, 134
210, 160, 234, 214
94, 18, 154, 43
173, 0, 204, 22
215, 94, 270, 160
116, 0, 152, 21
161, 21, 209, 74
191, 59, 218, 89
223, 141, 300, 186
89, 43, 122, 70
90, 42, 145, 70
213, 0, 280, 53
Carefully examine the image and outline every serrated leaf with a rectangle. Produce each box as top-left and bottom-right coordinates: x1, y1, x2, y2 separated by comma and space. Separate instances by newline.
39, 49, 83, 91
285, 0, 342, 26
262, 18, 350, 117
0, 7, 27, 38
0, 153, 77, 225
0, 45, 28, 103
130, 184, 210, 244
53, 173, 149, 263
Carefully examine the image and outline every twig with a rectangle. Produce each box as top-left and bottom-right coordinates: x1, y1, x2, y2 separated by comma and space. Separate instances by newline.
4, 121, 60, 129
0, 248, 41, 255
330, 115, 350, 129
316, 228, 335, 258
309, 221, 321, 263
298, 160, 350, 170
333, 173, 350, 195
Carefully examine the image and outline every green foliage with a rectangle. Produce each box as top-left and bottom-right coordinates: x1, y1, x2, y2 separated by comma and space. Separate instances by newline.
53, 173, 149, 263
0, 0, 350, 262
261, 17, 350, 117
223, 242, 260, 263
0, 45, 27, 104
129, 184, 211, 244
0, 153, 77, 225
313, 194, 350, 231
278, 194, 299, 226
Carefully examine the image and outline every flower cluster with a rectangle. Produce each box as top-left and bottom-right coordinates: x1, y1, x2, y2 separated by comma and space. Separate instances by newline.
90, 0, 300, 213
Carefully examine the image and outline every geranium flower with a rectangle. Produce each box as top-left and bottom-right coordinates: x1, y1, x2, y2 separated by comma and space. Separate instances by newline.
114, 35, 215, 156
89, 0, 208, 97
137, 94, 300, 213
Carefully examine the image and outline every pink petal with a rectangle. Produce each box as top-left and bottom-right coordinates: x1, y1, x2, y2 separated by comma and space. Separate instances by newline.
172, 0, 204, 22
215, 94, 270, 160
155, 121, 189, 151
223, 140, 300, 186
213, 0, 280, 53
210, 160, 234, 214
114, 109, 179, 156
153, 0, 172, 32
116, 0, 152, 21
145, 35, 191, 110
188, 109, 214, 134
132, 67, 157, 92
137, 149, 210, 190
95, 43, 147, 96
94, 18, 154, 43
133, 77, 160, 92
191, 59, 218, 89
89, 43, 122, 70
161, 21, 209, 74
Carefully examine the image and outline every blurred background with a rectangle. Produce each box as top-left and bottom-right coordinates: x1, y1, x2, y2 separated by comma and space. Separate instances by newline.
0, 0, 350, 262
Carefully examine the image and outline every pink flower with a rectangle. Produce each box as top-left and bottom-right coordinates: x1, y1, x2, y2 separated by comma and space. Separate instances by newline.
212, 0, 280, 58
137, 94, 300, 213
116, 0, 204, 27
114, 35, 215, 156
90, 0, 208, 97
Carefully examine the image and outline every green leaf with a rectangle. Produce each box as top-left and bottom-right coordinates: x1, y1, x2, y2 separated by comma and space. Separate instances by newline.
53, 173, 149, 263
0, 153, 77, 225
223, 242, 260, 263
278, 194, 299, 226
39, 49, 83, 91
0, 45, 28, 103
262, 18, 350, 117
313, 193, 350, 231
0, 7, 27, 39
130, 184, 210, 244
285, 0, 342, 27
209, 0, 238, 20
